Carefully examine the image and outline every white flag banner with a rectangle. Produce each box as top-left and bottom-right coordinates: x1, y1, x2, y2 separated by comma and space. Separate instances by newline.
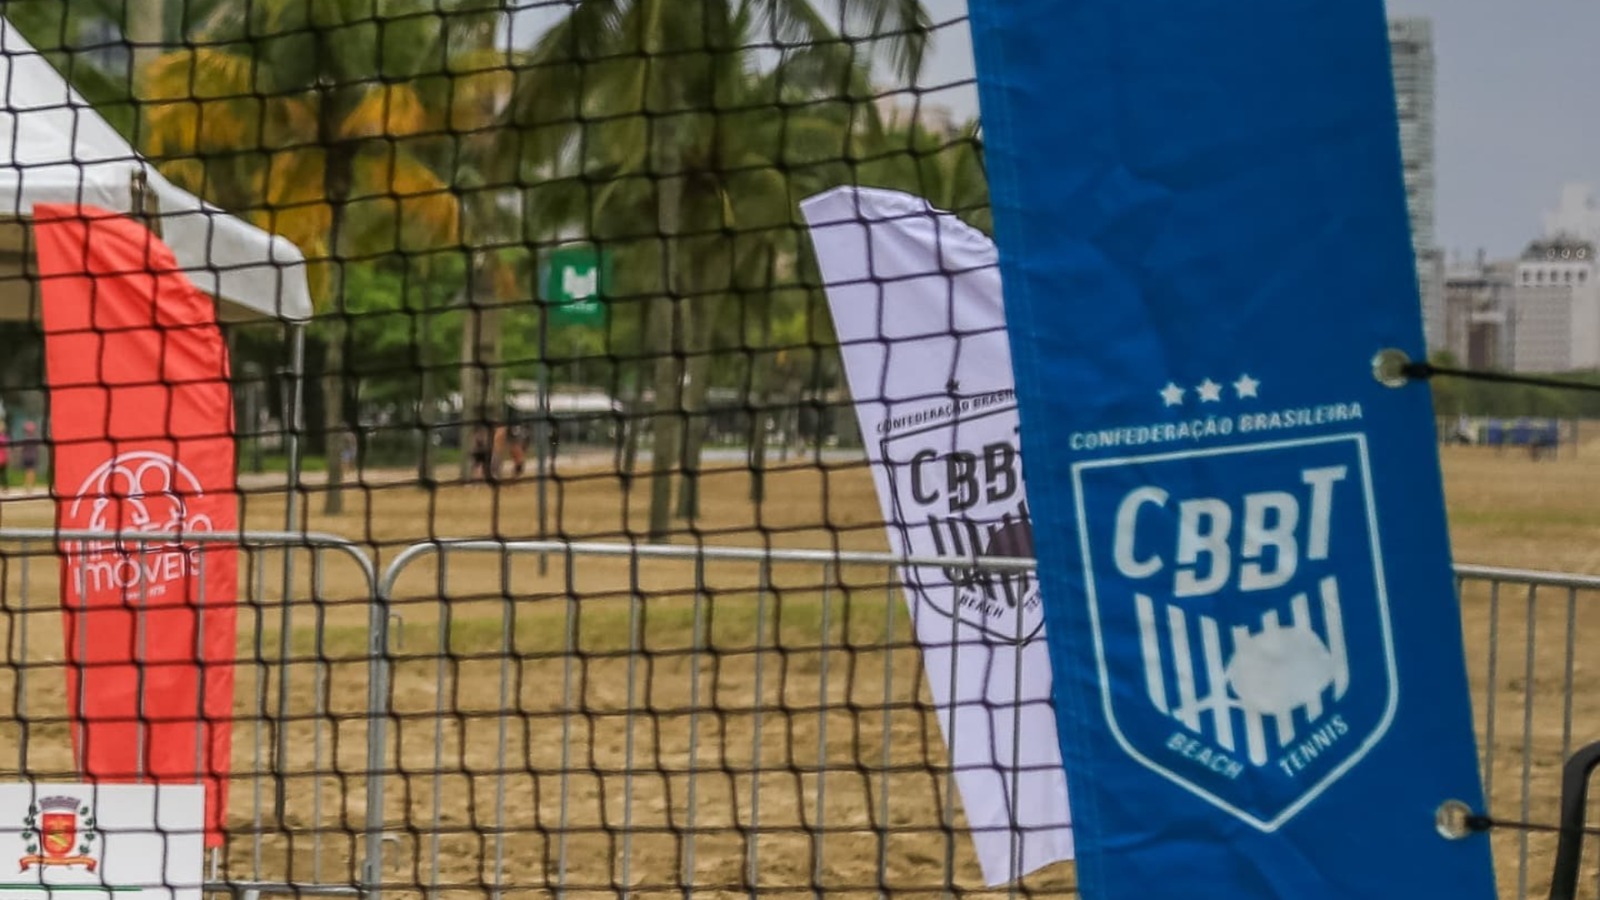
800, 186, 1073, 884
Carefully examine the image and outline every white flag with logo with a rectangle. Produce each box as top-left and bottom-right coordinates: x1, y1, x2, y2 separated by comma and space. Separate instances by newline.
801, 186, 1074, 884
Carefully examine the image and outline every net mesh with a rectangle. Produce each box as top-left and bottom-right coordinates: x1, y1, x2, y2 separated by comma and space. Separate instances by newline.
1, 4, 1595, 900
0, 3, 1071, 900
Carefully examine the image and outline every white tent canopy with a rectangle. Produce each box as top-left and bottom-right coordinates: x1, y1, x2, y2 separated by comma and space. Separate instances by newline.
0, 18, 312, 323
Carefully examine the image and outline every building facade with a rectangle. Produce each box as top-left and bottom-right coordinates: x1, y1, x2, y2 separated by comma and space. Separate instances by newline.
1388, 18, 1441, 346
1510, 237, 1600, 373
1443, 254, 1515, 370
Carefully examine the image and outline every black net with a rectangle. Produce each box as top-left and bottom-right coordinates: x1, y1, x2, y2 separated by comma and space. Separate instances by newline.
0, 3, 1078, 900
2, 4, 1593, 900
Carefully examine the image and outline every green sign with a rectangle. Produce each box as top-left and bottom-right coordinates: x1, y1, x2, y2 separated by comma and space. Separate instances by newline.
541, 245, 611, 326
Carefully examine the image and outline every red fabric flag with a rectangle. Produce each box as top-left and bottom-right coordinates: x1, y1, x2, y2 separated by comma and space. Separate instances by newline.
33, 204, 239, 847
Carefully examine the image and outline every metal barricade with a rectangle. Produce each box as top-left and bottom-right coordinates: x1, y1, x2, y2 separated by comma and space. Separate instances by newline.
1455, 565, 1600, 899
0, 528, 376, 900
365, 546, 1600, 900
2, 530, 1597, 900
369, 539, 1052, 900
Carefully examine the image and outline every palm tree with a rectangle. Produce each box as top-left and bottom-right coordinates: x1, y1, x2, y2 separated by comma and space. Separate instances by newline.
141, 0, 475, 513
857, 109, 990, 232
428, 7, 525, 482
6, 0, 147, 137
513, 0, 927, 540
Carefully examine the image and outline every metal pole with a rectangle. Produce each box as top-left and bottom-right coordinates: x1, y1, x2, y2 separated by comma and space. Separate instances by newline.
363, 579, 394, 900
247, 364, 264, 474
273, 325, 305, 822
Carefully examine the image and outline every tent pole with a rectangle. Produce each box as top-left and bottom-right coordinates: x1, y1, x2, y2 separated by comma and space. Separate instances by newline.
273, 323, 306, 822
283, 322, 305, 541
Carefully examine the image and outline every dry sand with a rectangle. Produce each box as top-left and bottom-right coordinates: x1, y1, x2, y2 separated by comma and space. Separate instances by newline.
0, 442, 1592, 898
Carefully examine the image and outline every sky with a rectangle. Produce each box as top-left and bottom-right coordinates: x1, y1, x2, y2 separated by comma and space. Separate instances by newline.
511, 0, 1600, 261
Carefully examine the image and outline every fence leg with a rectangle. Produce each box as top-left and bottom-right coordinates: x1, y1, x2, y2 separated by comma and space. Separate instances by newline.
364, 588, 395, 900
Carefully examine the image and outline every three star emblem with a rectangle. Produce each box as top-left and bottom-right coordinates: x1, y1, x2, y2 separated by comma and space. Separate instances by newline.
1161, 374, 1261, 407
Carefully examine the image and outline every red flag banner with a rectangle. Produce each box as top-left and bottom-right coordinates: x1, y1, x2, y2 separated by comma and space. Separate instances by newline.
33, 203, 239, 848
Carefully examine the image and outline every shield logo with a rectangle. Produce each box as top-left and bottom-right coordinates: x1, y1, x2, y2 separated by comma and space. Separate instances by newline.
1071, 434, 1397, 831
882, 399, 1043, 645
40, 814, 75, 859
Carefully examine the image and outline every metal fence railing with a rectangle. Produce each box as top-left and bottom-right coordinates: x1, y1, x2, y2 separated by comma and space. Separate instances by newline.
0, 532, 1594, 899
368, 540, 1047, 900
0, 529, 376, 900
1454, 565, 1600, 899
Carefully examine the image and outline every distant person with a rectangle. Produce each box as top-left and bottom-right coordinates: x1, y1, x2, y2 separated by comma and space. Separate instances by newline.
510, 427, 527, 478
1530, 422, 1560, 462
470, 425, 491, 483
18, 422, 39, 492
341, 430, 358, 481
492, 424, 509, 481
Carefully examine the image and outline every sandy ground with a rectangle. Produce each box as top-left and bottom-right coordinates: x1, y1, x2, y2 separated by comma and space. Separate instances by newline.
0, 442, 1594, 898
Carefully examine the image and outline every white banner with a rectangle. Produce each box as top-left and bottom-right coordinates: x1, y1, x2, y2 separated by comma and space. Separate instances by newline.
801, 186, 1073, 884
0, 784, 204, 900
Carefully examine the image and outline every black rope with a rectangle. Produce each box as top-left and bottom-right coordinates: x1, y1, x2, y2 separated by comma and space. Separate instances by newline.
1404, 361, 1600, 395
1466, 814, 1600, 838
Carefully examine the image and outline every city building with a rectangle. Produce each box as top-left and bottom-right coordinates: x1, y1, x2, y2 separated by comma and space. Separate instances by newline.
1418, 249, 1446, 350
1443, 253, 1515, 370
1510, 237, 1600, 373
1388, 18, 1441, 345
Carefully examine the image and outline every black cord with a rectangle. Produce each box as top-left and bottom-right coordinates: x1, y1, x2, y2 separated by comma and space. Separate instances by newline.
1404, 361, 1600, 395
1466, 814, 1600, 837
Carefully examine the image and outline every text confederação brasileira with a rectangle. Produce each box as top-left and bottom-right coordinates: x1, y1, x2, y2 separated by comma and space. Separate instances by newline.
877, 389, 1018, 435
1070, 403, 1364, 452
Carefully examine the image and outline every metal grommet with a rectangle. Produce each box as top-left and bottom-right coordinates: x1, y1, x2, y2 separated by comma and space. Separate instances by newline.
1372, 348, 1413, 388
1435, 799, 1474, 840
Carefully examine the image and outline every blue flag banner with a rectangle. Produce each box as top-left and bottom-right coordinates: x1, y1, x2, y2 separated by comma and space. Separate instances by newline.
965, 1, 1498, 897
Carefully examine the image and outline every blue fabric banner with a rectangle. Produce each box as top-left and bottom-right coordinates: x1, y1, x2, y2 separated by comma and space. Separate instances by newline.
965, 1, 1498, 897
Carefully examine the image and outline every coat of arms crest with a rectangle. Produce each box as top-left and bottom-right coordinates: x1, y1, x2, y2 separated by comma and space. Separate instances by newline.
20, 796, 97, 872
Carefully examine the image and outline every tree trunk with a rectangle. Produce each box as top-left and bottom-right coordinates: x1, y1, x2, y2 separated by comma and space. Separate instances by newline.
456, 206, 480, 481
748, 358, 773, 504
747, 413, 769, 503
647, 133, 687, 542
457, 305, 480, 481
778, 375, 802, 463
319, 146, 354, 514
620, 361, 643, 489
747, 299, 775, 504
646, 295, 682, 542
322, 334, 346, 513
417, 320, 436, 484
675, 294, 724, 521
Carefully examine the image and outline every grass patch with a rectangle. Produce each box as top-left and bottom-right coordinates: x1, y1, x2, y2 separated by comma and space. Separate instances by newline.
252, 586, 913, 667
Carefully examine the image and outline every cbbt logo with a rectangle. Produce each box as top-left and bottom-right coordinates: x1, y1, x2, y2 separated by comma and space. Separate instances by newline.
1072, 434, 1396, 830
63, 451, 216, 599
884, 401, 1042, 644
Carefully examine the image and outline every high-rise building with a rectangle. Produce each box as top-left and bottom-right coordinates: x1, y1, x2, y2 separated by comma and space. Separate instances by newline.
1388, 18, 1440, 346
